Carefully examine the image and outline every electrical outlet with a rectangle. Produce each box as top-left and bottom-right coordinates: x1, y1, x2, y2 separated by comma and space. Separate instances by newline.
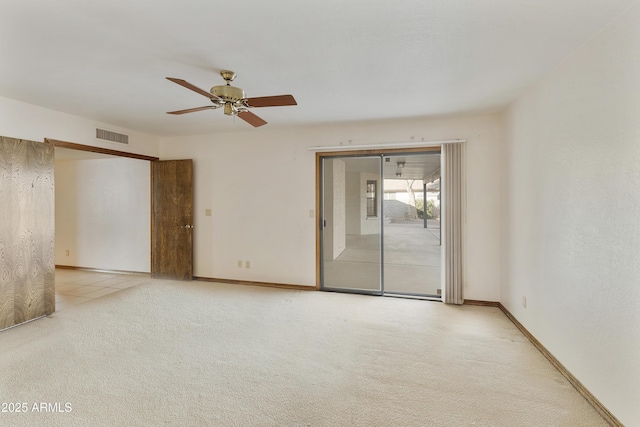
205, 209, 212, 216
237, 260, 242, 268
522, 296, 527, 309
65, 249, 69, 256
464, 281, 468, 289
245, 260, 250, 269
309, 210, 315, 218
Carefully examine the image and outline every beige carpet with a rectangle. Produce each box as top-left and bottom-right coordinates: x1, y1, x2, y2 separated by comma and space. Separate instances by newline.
0, 280, 606, 426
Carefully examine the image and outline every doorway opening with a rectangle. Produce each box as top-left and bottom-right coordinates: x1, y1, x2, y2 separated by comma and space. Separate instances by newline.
319, 149, 442, 299
50, 139, 158, 310
53, 143, 154, 274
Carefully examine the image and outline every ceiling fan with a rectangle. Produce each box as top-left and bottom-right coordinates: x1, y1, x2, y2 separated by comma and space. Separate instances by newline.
165, 70, 297, 127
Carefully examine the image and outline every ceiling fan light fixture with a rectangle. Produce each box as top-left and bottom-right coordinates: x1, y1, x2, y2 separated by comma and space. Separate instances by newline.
223, 103, 234, 116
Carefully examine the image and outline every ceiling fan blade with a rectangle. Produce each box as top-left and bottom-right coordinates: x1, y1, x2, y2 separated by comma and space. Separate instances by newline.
244, 94, 297, 108
238, 111, 268, 127
166, 77, 221, 101
167, 106, 216, 115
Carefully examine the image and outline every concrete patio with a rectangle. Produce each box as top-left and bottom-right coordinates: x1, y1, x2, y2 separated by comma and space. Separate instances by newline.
323, 219, 441, 296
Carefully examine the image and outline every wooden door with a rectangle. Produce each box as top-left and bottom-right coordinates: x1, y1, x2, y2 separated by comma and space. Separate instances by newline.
151, 159, 194, 280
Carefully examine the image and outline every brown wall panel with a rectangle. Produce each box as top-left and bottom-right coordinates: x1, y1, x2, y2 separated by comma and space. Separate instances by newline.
0, 136, 55, 329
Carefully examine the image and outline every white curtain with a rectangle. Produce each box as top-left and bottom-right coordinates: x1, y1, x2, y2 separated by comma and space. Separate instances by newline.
442, 142, 465, 305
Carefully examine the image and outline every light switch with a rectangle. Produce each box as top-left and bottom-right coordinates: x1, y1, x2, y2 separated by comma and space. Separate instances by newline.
205, 209, 212, 216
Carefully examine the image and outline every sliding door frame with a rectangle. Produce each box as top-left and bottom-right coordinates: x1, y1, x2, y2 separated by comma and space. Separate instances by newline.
315, 146, 441, 292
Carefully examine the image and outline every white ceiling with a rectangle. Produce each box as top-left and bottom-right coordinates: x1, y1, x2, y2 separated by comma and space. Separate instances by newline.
0, 0, 634, 137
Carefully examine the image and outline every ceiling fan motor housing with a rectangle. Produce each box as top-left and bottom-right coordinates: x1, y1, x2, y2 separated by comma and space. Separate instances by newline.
211, 85, 246, 114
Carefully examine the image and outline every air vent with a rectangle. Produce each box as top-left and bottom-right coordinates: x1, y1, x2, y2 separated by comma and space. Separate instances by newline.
96, 128, 129, 145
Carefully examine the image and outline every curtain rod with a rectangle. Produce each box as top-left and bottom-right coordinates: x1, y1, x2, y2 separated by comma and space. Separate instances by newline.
307, 139, 466, 151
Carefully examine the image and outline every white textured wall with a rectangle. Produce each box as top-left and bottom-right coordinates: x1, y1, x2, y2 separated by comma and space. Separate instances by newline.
500, 2, 640, 424
0, 95, 159, 274
0, 96, 159, 157
55, 158, 151, 272
322, 160, 335, 261
322, 159, 346, 261
345, 171, 361, 235
159, 113, 501, 298
332, 159, 346, 258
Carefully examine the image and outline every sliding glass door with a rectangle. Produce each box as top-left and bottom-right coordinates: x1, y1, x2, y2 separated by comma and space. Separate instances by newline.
320, 156, 382, 294
382, 153, 442, 297
320, 150, 442, 298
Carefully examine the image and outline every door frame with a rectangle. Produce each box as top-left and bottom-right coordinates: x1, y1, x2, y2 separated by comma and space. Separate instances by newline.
315, 146, 441, 291
46, 139, 159, 162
